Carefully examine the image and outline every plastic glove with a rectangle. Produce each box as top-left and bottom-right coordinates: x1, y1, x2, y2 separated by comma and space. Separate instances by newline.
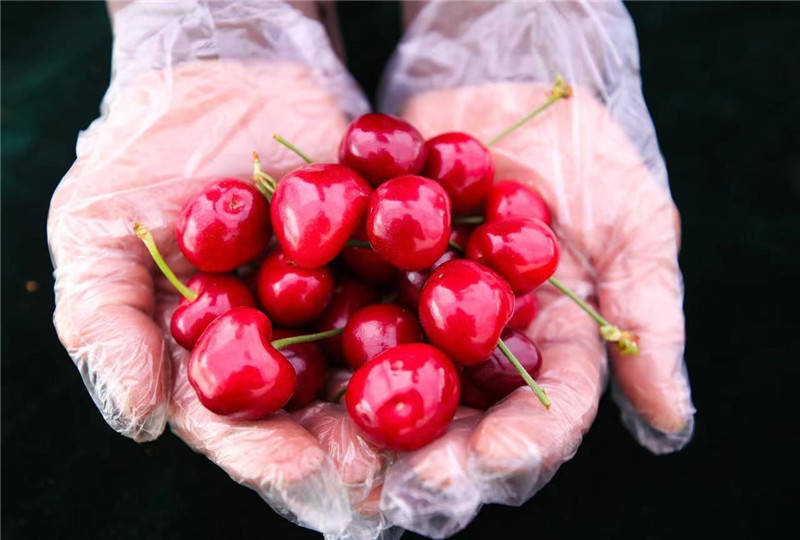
360, 2, 695, 537
47, 1, 375, 534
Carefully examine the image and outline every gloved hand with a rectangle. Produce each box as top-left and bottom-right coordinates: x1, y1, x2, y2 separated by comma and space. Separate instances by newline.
48, 1, 379, 535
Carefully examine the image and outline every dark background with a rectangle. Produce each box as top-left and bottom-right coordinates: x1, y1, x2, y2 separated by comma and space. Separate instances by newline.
2, 2, 798, 538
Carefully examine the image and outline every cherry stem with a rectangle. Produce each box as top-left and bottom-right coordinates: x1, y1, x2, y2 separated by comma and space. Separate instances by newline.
133, 222, 198, 302
345, 238, 372, 249
333, 385, 348, 403
498, 338, 550, 409
273, 134, 314, 164
271, 327, 344, 350
252, 152, 276, 201
485, 75, 573, 147
448, 240, 464, 252
452, 215, 485, 225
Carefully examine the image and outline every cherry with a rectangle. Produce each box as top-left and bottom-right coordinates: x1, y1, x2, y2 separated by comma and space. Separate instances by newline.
342, 304, 423, 369
176, 178, 271, 273
338, 113, 427, 186
345, 343, 460, 451
484, 180, 551, 226
366, 175, 452, 270
271, 163, 371, 269
271, 329, 327, 411
396, 249, 459, 310
256, 248, 334, 326
314, 279, 379, 364
418, 259, 514, 366
467, 217, 559, 294
341, 225, 397, 287
423, 132, 494, 215
448, 224, 475, 251
188, 307, 296, 419
508, 290, 539, 332
135, 223, 256, 350
460, 327, 543, 409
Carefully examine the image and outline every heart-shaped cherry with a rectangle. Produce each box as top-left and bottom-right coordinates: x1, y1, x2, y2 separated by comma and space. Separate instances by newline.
508, 290, 539, 332
484, 180, 551, 226
256, 248, 334, 326
341, 225, 397, 287
271, 163, 371, 268
467, 217, 559, 294
366, 175, 452, 271
418, 259, 514, 365
345, 343, 460, 451
460, 327, 543, 409
314, 279, 379, 364
423, 132, 494, 216
338, 113, 427, 186
342, 304, 423, 369
135, 223, 256, 349
176, 178, 271, 273
188, 307, 296, 419
271, 329, 327, 411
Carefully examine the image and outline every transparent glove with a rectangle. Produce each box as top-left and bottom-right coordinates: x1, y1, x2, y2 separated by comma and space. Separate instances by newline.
47, 0, 374, 534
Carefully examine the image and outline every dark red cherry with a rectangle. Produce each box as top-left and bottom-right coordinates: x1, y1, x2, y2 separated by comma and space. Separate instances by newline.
255, 249, 334, 326
396, 249, 459, 310
423, 132, 494, 215
341, 225, 397, 286
338, 113, 427, 186
272, 329, 327, 411
485, 180, 551, 226
460, 327, 543, 409
467, 217, 559, 294
171, 274, 256, 350
366, 175, 452, 270
342, 304, 423, 369
176, 178, 271, 273
271, 164, 371, 268
418, 259, 514, 366
314, 279, 379, 364
508, 290, 539, 331
345, 343, 460, 451
188, 308, 296, 419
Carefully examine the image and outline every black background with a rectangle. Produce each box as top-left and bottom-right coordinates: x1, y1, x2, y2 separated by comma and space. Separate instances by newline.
2, 2, 798, 538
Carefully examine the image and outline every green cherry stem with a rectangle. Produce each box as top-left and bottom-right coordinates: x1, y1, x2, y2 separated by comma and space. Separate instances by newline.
333, 385, 348, 403
273, 134, 314, 164
452, 215, 485, 225
345, 238, 372, 249
271, 327, 344, 351
498, 338, 550, 408
448, 240, 464, 252
134, 222, 198, 302
485, 75, 572, 147
252, 152, 277, 201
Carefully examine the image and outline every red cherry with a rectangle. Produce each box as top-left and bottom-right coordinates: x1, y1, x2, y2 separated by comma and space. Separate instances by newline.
271, 164, 371, 268
485, 180, 551, 226
345, 343, 460, 451
342, 304, 423, 369
467, 217, 559, 294
256, 249, 334, 326
366, 175, 452, 271
171, 274, 256, 349
188, 308, 296, 419
508, 290, 539, 332
396, 249, 459, 310
460, 327, 543, 409
176, 178, 271, 273
418, 259, 514, 366
314, 279, 379, 364
272, 329, 327, 411
423, 132, 494, 215
341, 225, 397, 286
338, 113, 427, 186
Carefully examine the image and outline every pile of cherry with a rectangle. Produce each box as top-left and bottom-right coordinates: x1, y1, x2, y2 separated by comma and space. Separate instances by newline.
135, 82, 638, 452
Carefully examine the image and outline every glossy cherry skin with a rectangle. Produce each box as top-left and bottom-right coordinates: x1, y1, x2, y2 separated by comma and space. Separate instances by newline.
256, 249, 334, 326
188, 308, 296, 419
508, 290, 539, 332
338, 113, 427, 186
467, 217, 559, 294
341, 225, 397, 286
271, 164, 372, 268
418, 260, 514, 366
272, 329, 327, 411
342, 304, 424, 369
484, 180, 551, 226
460, 327, 543, 409
423, 132, 494, 215
396, 249, 459, 310
171, 274, 256, 350
366, 175, 452, 270
177, 178, 271, 273
314, 279, 379, 364
345, 343, 460, 451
